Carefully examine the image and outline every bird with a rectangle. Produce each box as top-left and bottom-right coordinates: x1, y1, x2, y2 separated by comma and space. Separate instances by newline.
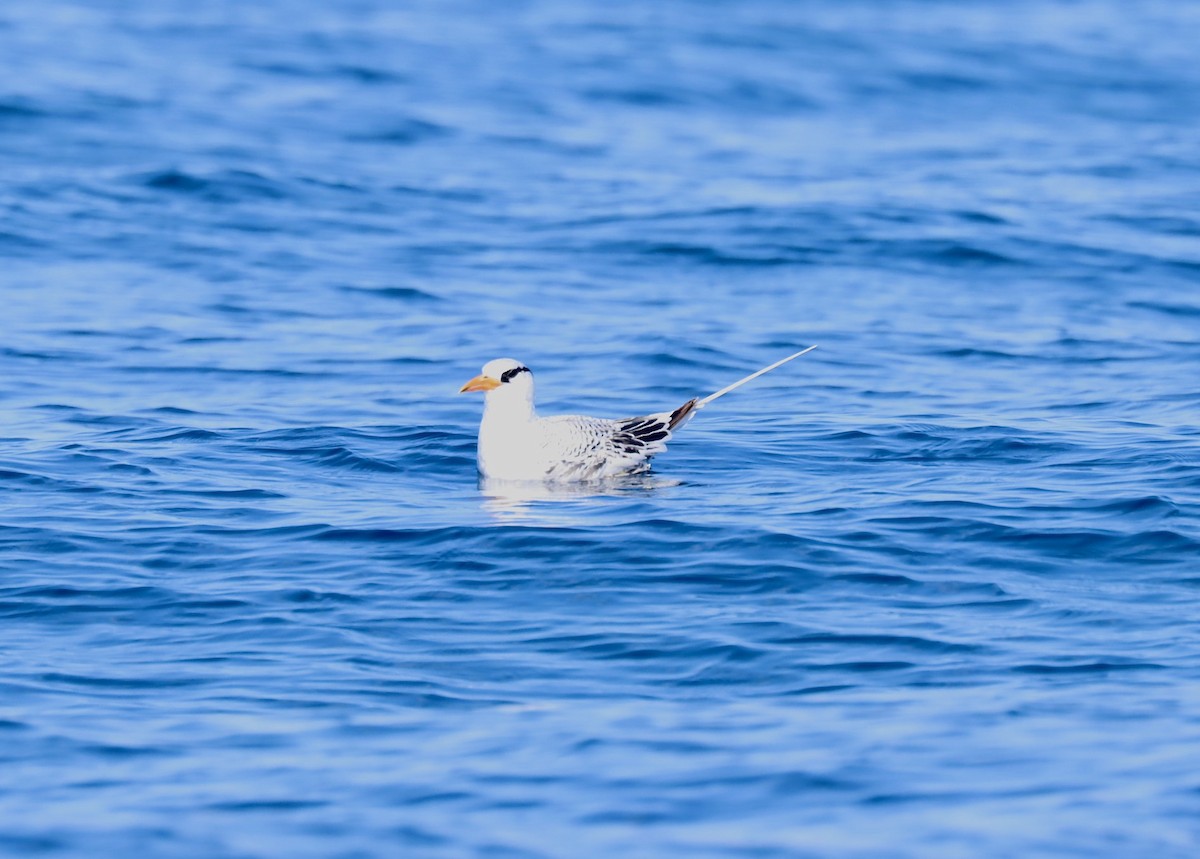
459, 346, 817, 482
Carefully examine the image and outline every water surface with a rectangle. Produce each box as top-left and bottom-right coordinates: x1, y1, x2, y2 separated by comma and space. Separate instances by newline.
3, 1, 1200, 857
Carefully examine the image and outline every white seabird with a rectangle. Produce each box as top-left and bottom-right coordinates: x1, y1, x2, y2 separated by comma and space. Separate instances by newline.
459, 346, 817, 482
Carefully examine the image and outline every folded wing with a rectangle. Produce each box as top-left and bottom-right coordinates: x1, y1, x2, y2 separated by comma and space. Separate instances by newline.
539, 398, 699, 480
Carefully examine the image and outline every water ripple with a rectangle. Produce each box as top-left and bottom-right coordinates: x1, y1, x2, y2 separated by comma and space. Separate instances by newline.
3, 2, 1200, 858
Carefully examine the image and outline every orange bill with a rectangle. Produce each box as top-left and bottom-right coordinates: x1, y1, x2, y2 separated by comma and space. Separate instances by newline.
459, 375, 501, 393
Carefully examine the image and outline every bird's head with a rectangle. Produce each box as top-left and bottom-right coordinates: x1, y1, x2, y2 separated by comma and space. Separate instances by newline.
459, 358, 533, 397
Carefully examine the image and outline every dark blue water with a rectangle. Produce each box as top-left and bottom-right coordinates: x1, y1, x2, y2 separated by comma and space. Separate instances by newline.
3, 1, 1200, 856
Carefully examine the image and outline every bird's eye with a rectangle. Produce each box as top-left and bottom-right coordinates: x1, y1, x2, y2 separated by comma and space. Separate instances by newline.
500, 367, 530, 383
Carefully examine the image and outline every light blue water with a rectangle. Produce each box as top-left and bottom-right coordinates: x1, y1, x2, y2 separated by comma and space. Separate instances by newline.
3, 1, 1200, 857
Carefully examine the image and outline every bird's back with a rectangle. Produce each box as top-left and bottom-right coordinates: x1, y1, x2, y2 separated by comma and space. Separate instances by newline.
531, 399, 697, 480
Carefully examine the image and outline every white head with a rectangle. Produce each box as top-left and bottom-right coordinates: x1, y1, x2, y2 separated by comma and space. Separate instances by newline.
459, 358, 535, 403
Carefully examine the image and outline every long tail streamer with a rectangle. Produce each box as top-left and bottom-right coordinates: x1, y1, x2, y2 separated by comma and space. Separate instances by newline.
696, 345, 818, 409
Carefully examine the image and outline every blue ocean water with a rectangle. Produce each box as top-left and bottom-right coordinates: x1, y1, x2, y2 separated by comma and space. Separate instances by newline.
3, 1, 1200, 856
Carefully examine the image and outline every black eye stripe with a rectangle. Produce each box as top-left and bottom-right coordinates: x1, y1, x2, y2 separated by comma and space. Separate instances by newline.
500, 366, 530, 383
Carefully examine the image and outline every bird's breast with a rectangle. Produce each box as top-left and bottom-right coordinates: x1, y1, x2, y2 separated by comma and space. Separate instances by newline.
477, 413, 547, 480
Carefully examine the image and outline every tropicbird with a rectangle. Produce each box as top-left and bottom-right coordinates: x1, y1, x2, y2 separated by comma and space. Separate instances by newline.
459, 346, 817, 482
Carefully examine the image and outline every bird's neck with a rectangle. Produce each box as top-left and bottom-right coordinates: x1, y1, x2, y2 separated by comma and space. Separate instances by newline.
482, 389, 536, 426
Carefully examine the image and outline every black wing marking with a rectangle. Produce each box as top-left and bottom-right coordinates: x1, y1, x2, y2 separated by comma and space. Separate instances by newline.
612, 398, 698, 456
667, 398, 698, 430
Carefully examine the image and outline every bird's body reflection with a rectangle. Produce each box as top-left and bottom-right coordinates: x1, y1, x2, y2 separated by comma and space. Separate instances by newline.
480, 475, 683, 518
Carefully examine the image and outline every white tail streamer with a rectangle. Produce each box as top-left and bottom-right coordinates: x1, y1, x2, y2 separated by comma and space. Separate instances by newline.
696, 345, 818, 409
